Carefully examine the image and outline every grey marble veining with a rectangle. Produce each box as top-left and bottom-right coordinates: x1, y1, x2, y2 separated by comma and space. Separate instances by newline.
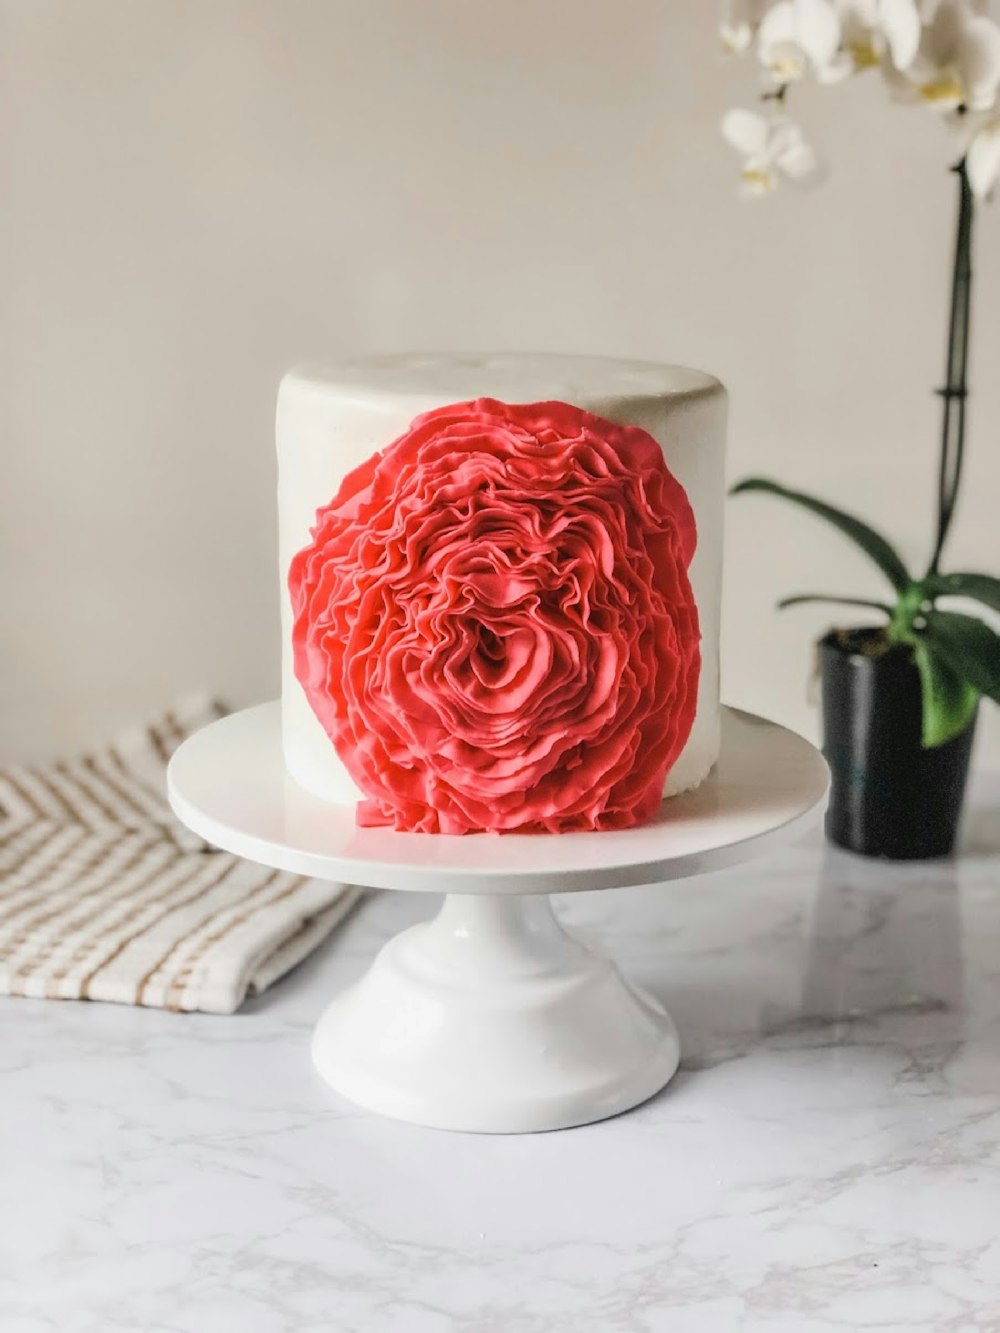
3, 780, 1000, 1332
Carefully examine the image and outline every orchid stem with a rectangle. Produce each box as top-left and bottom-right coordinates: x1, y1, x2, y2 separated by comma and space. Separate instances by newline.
927, 159, 974, 579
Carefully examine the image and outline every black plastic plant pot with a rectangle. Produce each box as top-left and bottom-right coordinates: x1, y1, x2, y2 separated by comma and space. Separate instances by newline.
819, 628, 977, 860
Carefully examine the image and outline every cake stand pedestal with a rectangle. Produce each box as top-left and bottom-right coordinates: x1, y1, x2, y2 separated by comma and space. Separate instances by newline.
167, 704, 828, 1133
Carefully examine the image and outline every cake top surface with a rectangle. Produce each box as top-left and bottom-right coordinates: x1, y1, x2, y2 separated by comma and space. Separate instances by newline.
282, 353, 723, 411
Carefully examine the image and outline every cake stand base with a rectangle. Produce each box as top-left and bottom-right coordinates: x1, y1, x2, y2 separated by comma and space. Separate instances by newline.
167, 703, 828, 1134
312, 893, 678, 1133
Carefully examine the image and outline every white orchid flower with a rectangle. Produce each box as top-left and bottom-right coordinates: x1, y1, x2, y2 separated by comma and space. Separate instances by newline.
757, 0, 842, 81
721, 0, 773, 54
885, 0, 1000, 109
959, 109, 1000, 194
721, 108, 826, 193
821, 0, 922, 78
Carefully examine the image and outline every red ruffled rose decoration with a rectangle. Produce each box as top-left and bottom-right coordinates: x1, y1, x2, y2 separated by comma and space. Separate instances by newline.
289, 398, 699, 834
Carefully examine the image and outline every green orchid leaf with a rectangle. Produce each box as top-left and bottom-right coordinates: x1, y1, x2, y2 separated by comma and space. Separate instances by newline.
922, 609, 1000, 705
925, 571, 1000, 615
913, 638, 980, 748
730, 478, 911, 593
777, 594, 893, 613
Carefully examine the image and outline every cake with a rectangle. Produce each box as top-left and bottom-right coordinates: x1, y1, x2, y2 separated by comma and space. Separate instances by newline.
277, 353, 727, 833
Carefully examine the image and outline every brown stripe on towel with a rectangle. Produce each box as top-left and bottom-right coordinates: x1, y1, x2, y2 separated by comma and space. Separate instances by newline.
135, 863, 282, 1008
41, 841, 188, 998
79, 853, 248, 1002
4, 834, 165, 991
159, 871, 304, 1012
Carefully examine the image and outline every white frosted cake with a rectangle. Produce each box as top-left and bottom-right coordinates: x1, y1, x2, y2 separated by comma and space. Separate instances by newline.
277, 353, 727, 834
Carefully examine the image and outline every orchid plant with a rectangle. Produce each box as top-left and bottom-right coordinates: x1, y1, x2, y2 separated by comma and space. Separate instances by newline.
721, 0, 1000, 747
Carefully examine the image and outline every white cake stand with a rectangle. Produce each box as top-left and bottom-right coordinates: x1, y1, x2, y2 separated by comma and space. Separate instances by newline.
167, 703, 828, 1134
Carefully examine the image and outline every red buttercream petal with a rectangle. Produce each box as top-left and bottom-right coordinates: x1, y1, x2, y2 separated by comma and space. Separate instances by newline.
288, 398, 701, 834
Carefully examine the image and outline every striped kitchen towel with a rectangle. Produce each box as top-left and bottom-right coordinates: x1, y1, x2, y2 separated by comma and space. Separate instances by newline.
0, 697, 361, 1014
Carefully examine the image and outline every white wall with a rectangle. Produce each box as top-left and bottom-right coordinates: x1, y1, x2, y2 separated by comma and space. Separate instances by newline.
2, 0, 997, 765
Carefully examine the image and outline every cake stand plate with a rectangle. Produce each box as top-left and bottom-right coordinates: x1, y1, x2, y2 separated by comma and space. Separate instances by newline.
167, 704, 828, 1133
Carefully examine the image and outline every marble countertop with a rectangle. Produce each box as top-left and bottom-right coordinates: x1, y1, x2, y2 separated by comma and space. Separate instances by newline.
3, 780, 1000, 1333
